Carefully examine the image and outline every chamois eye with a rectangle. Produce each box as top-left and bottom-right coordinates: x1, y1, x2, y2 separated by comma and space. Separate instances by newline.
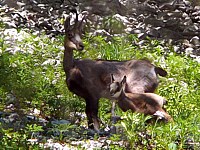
68, 33, 74, 38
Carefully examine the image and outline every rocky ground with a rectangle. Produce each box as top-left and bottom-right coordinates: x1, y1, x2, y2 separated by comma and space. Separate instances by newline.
1, 0, 200, 61
0, 109, 127, 149
0, 0, 200, 149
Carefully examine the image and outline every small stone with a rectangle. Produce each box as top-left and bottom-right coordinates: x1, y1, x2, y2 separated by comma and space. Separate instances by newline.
190, 36, 200, 46
130, 29, 142, 34
194, 6, 200, 10
137, 33, 147, 39
183, 0, 191, 6
52, 143, 63, 150
8, 113, 19, 122
182, 12, 188, 18
183, 39, 191, 47
173, 46, 180, 53
51, 119, 70, 125
4, 21, 17, 28
185, 47, 194, 55
113, 14, 129, 24
125, 27, 133, 33
27, 139, 38, 145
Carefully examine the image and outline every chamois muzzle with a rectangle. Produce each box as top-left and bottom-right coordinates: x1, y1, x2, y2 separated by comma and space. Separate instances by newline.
70, 35, 84, 51
78, 42, 84, 50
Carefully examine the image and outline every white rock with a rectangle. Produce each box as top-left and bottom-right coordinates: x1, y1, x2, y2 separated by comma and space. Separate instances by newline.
113, 14, 129, 24
18, 30, 30, 41
33, 108, 40, 115
125, 27, 133, 32
173, 46, 180, 52
190, 36, 200, 46
42, 59, 56, 66
185, 47, 194, 55
3, 29, 18, 37
63, 144, 71, 150
182, 12, 189, 18
53, 143, 64, 150
27, 139, 38, 145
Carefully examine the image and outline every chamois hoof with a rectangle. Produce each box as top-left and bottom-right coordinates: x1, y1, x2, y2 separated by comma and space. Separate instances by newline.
87, 129, 96, 137
111, 116, 122, 124
87, 128, 110, 137
110, 125, 117, 134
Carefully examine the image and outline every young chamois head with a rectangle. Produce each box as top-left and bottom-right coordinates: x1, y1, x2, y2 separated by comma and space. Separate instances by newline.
109, 74, 126, 99
64, 11, 85, 50
109, 74, 166, 107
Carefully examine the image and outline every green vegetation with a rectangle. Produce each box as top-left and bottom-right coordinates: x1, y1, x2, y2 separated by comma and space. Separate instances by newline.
0, 25, 199, 149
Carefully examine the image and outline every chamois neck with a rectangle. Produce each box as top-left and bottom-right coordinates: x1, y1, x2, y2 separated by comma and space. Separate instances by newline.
63, 41, 74, 77
116, 89, 126, 101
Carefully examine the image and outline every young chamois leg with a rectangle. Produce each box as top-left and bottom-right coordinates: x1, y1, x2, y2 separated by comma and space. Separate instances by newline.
110, 74, 123, 122
110, 74, 139, 112
109, 74, 123, 133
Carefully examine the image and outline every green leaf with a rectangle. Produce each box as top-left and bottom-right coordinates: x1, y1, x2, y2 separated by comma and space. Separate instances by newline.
168, 142, 177, 150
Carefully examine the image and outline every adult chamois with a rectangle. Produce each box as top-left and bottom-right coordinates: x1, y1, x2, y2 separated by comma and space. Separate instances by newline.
63, 13, 168, 132
109, 74, 173, 122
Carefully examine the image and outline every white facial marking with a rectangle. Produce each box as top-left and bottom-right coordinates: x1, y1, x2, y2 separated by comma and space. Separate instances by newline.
75, 34, 82, 43
111, 90, 122, 99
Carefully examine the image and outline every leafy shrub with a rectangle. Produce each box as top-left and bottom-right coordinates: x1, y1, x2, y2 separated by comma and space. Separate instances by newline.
83, 34, 199, 149
0, 30, 85, 118
0, 25, 199, 149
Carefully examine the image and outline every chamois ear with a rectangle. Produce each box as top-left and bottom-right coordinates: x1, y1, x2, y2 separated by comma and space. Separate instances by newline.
78, 15, 85, 31
111, 74, 115, 83
121, 76, 126, 84
73, 10, 79, 29
64, 17, 70, 34
121, 76, 126, 90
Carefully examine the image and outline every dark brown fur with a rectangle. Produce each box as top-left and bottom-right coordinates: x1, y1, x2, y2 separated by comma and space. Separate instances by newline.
63, 14, 168, 131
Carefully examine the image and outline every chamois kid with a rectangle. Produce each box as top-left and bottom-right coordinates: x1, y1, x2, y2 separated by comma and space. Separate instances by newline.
109, 74, 173, 122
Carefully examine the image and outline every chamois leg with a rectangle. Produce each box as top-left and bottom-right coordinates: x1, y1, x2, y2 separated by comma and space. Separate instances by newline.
111, 101, 116, 122
110, 101, 117, 134
110, 101, 124, 134
85, 98, 100, 132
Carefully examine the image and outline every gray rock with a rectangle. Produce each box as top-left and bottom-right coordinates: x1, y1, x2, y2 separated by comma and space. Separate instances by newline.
138, 32, 148, 39
185, 47, 194, 55
183, 25, 199, 36
194, 6, 200, 10
182, 39, 193, 48
173, 45, 181, 53
144, 17, 165, 27
2, 113, 20, 123
130, 29, 143, 34
51, 119, 71, 125
147, 28, 161, 38
183, 0, 191, 6
78, 0, 127, 16
157, 28, 183, 39
190, 36, 200, 47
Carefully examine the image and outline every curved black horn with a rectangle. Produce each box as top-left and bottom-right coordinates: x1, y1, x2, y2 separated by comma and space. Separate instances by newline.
70, 9, 78, 29
64, 16, 70, 34
111, 74, 115, 83
78, 15, 85, 30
